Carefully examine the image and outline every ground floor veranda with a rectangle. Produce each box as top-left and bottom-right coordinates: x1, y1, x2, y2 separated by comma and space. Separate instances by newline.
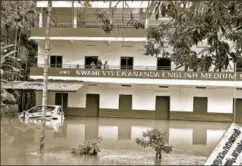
31, 82, 242, 123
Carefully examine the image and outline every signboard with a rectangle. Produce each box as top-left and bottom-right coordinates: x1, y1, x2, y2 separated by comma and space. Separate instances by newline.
205, 123, 242, 165
30, 67, 242, 81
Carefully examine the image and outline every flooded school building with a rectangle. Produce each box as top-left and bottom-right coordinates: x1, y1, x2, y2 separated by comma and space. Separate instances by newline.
6, 1, 242, 122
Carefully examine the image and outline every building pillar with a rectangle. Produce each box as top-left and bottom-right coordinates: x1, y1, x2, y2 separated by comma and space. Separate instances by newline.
39, 8, 43, 28
144, 8, 149, 29
73, 8, 77, 28
109, 1, 113, 24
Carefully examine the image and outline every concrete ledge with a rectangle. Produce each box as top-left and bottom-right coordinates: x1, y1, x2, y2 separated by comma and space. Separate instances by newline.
99, 109, 156, 119
64, 107, 87, 116
170, 112, 233, 122
63, 107, 240, 122
31, 28, 147, 38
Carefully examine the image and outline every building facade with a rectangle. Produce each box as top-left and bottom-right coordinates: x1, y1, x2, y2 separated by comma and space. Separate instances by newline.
29, 1, 242, 122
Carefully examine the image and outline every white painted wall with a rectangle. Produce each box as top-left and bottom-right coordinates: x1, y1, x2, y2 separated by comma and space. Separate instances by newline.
37, 40, 236, 72
38, 41, 158, 70
36, 84, 242, 114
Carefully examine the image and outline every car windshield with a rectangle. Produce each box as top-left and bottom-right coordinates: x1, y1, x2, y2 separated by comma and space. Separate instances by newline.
28, 106, 55, 113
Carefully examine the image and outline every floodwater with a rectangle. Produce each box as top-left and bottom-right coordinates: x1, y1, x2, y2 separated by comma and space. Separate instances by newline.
1, 117, 232, 165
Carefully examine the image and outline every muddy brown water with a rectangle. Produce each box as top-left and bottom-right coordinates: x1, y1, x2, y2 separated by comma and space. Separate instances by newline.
1, 117, 232, 165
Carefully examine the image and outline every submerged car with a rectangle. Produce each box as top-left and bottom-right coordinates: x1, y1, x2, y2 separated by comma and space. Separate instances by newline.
19, 105, 65, 120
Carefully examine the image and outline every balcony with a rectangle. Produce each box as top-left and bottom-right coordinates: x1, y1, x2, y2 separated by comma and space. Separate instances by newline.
30, 28, 146, 40
30, 65, 242, 88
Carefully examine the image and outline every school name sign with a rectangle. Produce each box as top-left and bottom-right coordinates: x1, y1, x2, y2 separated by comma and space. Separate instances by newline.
205, 123, 242, 165
57, 69, 242, 81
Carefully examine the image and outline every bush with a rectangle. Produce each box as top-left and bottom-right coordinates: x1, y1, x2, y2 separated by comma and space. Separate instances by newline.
71, 137, 102, 156
136, 128, 172, 160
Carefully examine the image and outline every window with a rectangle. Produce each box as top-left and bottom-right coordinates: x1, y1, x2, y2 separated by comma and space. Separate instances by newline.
55, 93, 68, 107
85, 56, 98, 69
50, 56, 62, 68
157, 58, 171, 70
119, 95, 132, 111
236, 62, 242, 72
121, 57, 133, 70
28, 106, 55, 113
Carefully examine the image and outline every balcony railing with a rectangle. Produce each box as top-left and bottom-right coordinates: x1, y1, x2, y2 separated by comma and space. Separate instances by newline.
35, 64, 239, 72
49, 23, 137, 28
36, 64, 174, 71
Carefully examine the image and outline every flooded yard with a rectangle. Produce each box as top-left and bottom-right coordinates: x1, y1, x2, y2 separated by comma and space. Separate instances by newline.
1, 117, 231, 165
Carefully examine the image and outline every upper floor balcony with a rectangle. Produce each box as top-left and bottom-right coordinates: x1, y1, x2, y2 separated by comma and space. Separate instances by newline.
36, 5, 169, 30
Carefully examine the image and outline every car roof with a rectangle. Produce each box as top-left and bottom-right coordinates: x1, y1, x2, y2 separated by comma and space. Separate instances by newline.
35, 105, 62, 108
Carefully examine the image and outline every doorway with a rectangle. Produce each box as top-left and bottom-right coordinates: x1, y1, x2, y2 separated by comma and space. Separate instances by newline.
157, 58, 171, 70
55, 93, 68, 107
86, 94, 99, 117
155, 96, 170, 120
234, 98, 242, 122
119, 95, 132, 111
85, 56, 98, 68
193, 97, 207, 114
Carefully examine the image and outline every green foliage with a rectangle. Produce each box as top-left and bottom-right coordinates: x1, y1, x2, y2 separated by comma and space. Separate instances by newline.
95, 10, 114, 34
71, 137, 102, 156
144, 1, 242, 72
1, 1, 37, 43
136, 129, 172, 160
1, 1, 38, 112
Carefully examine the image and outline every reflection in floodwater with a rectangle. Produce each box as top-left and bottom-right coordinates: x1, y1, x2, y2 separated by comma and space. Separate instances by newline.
19, 116, 64, 132
1, 117, 233, 165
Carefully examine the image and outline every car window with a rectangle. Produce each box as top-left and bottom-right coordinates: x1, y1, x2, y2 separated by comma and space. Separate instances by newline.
46, 106, 55, 112
28, 106, 42, 113
28, 106, 55, 113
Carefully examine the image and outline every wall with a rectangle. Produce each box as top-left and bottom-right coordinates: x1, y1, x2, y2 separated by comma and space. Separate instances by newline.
36, 84, 242, 114
37, 41, 157, 69
36, 91, 56, 105
37, 40, 235, 72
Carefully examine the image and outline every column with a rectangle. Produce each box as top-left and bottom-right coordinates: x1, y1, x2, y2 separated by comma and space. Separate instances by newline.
39, 8, 43, 28
73, 8, 77, 28
144, 8, 149, 29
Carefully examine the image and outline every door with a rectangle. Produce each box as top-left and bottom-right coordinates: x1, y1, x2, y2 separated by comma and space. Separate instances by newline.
234, 98, 242, 122
85, 56, 98, 68
121, 57, 133, 70
155, 96, 170, 120
86, 94, 99, 117
157, 58, 171, 70
55, 93, 68, 107
119, 95, 132, 111
193, 97, 207, 114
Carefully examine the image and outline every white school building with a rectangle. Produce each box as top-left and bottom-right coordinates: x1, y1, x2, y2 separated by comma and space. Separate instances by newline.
21, 1, 242, 122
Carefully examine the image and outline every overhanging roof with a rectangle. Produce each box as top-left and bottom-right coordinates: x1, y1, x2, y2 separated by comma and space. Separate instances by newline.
2, 81, 84, 92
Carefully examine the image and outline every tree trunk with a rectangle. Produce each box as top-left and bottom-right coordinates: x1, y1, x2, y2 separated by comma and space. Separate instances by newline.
40, 0, 51, 154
